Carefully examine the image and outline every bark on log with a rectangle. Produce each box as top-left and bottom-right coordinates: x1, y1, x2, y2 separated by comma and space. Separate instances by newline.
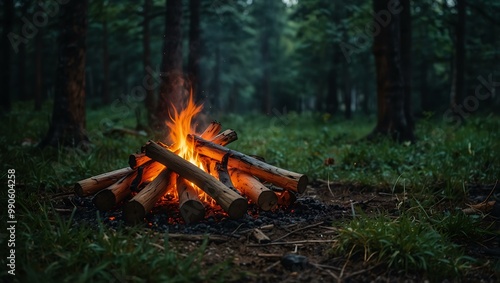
93, 161, 165, 211
229, 168, 277, 211
199, 120, 221, 140
177, 176, 205, 224
74, 167, 133, 197
123, 168, 174, 225
93, 170, 138, 211
190, 135, 308, 193
129, 153, 152, 169
210, 129, 237, 146
144, 141, 248, 219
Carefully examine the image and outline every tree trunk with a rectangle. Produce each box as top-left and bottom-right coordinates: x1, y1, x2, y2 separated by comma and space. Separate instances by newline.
419, 59, 430, 113
155, 0, 184, 134
17, 2, 28, 101
343, 63, 352, 119
370, 0, 414, 142
188, 0, 201, 99
34, 26, 44, 111
102, 19, 110, 104
400, 0, 413, 130
40, 0, 89, 148
452, 0, 466, 108
326, 49, 339, 115
143, 0, 155, 121
1, 0, 14, 113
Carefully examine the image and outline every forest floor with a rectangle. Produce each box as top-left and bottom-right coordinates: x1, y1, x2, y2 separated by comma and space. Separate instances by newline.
1, 102, 499, 282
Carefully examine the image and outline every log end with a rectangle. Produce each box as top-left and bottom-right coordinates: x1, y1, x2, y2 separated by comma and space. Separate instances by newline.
297, 175, 309, 194
180, 200, 205, 224
123, 201, 146, 225
93, 190, 117, 211
74, 183, 85, 197
227, 198, 248, 219
257, 190, 278, 211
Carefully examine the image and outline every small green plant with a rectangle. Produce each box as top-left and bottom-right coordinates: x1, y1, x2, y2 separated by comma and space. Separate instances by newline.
332, 214, 476, 279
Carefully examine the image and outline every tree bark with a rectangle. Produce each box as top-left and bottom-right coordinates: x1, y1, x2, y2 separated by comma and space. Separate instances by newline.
369, 0, 414, 142
452, 0, 466, 108
343, 63, 352, 119
17, 2, 28, 101
155, 0, 184, 133
188, 0, 201, 99
102, 19, 110, 104
400, 0, 414, 130
34, 25, 44, 111
143, 0, 156, 121
326, 49, 339, 115
40, 0, 89, 147
1, 0, 14, 113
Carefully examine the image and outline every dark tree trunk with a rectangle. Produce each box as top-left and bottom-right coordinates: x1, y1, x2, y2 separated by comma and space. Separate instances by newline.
40, 0, 89, 148
143, 0, 155, 121
155, 0, 184, 134
343, 63, 352, 119
188, 0, 201, 99
1, 0, 14, 113
17, 2, 28, 101
34, 26, 44, 111
326, 49, 338, 115
400, 0, 413, 130
452, 0, 466, 108
370, 0, 414, 142
260, 32, 271, 114
419, 59, 430, 113
361, 80, 370, 115
210, 44, 221, 110
102, 20, 110, 104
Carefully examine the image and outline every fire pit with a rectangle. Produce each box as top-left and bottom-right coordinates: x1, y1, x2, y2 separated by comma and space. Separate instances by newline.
74, 96, 308, 225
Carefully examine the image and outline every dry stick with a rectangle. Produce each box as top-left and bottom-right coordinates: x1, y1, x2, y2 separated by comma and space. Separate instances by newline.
252, 228, 271, 244
210, 129, 237, 146
229, 168, 278, 211
144, 141, 248, 219
74, 167, 134, 197
129, 153, 152, 169
177, 176, 205, 224
123, 169, 174, 225
199, 121, 222, 140
190, 135, 308, 193
247, 239, 337, 247
93, 161, 165, 211
273, 221, 324, 242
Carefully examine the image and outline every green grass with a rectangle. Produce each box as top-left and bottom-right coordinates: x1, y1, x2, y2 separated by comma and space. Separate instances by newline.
0, 101, 498, 281
331, 213, 478, 280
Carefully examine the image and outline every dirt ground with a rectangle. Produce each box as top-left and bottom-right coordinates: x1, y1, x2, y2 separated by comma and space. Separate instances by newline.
162, 182, 499, 282
52, 180, 499, 282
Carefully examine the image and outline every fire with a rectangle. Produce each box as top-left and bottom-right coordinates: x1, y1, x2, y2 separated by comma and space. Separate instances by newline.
165, 93, 213, 203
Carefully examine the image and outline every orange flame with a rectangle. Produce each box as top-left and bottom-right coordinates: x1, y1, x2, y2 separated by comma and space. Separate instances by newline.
165, 93, 213, 203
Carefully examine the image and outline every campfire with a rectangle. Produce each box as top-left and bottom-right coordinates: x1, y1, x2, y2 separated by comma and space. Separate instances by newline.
74, 96, 308, 224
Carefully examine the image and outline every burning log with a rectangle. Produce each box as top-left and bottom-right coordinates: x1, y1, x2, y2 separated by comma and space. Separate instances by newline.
74, 167, 133, 197
129, 153, 151, 169
144, 141, 248, 219
123, 168, 174, 225
200, 121, 222, 139
210, 129, 237, 146
93, 161, 165, 211
93, 171, 138, 211
275, 190, 297, 206
189, 135, 308, 194
177, 176, 205, 224
229, 169, 278, 211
